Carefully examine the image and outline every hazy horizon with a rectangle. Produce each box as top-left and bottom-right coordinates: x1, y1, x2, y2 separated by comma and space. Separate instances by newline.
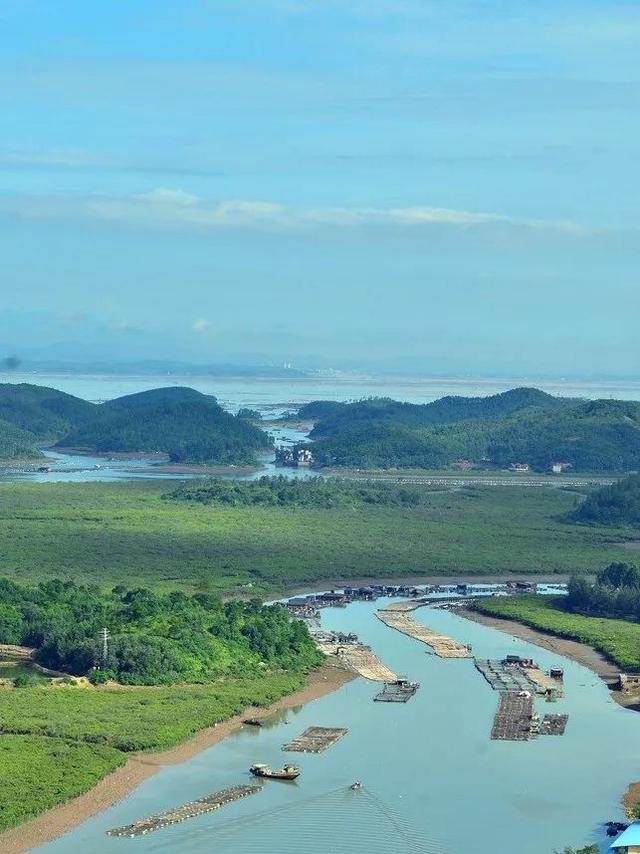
2, 2, 639, 376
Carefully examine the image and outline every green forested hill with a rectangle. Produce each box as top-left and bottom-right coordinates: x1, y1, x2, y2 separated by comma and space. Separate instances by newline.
57, 387, 272, 464
307, 394, 640, 472
0, 418, 41, 459
0, 383, 96, 440
305, 387, 569, 438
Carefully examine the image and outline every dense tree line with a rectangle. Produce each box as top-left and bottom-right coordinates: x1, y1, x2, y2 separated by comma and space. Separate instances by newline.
0, 578, 322, 684
572, 474, 640, 526
166, 475, 434, 508
305, 395, 640, 473
564, 563, 640, 620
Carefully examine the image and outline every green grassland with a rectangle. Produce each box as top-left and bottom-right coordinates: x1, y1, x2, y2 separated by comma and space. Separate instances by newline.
473, 595, 640, 671
0, 481, 633, 593
0, 672, 303, 832
0, 735, 125, 831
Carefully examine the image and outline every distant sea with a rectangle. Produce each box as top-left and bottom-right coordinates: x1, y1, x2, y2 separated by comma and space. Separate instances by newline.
3, 371, 640, 410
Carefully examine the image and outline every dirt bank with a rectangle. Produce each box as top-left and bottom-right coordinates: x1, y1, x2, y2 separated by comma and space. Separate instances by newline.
0, 664, 355, 854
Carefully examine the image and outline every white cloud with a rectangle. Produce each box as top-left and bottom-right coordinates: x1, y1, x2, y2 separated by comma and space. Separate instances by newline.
0, 149, 94, 167
0, 189, 591, 237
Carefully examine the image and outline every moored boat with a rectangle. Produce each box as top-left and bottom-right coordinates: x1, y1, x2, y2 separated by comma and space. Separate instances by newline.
250, 763, 300, 781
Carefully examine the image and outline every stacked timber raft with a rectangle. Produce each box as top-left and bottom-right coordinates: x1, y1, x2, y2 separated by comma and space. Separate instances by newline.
314, 631, 398, 681
283, 726, 348, 753
106, 784, 262, 838
377, 602, 471, 658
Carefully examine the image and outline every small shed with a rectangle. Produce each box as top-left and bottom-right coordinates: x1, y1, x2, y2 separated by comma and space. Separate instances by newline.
611, 821, 640, 852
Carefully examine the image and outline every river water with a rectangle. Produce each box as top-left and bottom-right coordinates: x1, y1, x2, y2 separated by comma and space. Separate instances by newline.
35, 600, 639, 854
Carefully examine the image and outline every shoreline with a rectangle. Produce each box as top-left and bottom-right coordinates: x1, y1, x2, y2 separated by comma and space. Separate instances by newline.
0, 664, 355, 854
454, 607, 640, 819
456, 606, 635, 706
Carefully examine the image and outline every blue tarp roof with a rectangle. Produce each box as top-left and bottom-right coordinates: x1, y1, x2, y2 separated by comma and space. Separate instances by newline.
611, 821, 640, 848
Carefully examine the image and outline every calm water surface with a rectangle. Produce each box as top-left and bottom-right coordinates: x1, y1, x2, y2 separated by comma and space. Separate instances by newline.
35, 601, 639, 854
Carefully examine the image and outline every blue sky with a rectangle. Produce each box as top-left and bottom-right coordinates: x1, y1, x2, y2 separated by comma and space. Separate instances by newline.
1, 0, 638, 373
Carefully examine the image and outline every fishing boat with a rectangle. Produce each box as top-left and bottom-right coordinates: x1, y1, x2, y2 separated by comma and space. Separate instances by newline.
250, 763, 300, 781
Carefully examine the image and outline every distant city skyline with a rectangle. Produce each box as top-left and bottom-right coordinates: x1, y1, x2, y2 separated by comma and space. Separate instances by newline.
1, 1, 639, 375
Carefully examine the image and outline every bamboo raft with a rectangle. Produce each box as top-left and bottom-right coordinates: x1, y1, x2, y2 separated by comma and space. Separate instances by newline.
377, 608, 471, 658
316, 638, 398, 681
105, 784, 262, 837
283, 726, 348, 753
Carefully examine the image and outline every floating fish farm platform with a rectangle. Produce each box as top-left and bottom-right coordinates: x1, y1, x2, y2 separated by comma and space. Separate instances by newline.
475, 658, 563, 699
475, 659, 537, 693
374, 680, 419, 703
106, 784, 262, 837
490, 693, 536, 741
541, 713, 569, 735
283, 726, 348, 753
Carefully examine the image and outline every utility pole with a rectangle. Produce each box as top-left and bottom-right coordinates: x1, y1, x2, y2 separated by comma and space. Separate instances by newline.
100, 627, 110, 668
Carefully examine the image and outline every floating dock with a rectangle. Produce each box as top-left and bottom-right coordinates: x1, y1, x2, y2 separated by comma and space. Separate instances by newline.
377, 606, 471, 658
105, 784, 262, 837
490, 693, 536, 741
374, 680, 419, 703
283, 726, 348, 753
541, 713, 569, 735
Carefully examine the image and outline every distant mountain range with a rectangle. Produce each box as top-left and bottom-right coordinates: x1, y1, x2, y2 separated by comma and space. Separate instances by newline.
0, 384, 272, 464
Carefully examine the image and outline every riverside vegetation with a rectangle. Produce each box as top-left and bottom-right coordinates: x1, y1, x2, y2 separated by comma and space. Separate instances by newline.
474, 562, 640, 671
0, 577, 320, 832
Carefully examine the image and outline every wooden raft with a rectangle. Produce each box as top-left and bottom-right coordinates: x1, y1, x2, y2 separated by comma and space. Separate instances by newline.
283, 726, 348, 753
377, 608, 471, 658
315, 639, 398, 681
106, 784, 262, 837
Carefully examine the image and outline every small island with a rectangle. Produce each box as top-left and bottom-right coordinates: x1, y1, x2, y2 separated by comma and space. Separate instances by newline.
0, 383, 272, 467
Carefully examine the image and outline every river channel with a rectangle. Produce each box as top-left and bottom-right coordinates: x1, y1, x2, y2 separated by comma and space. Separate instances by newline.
34, 600, 639, 854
